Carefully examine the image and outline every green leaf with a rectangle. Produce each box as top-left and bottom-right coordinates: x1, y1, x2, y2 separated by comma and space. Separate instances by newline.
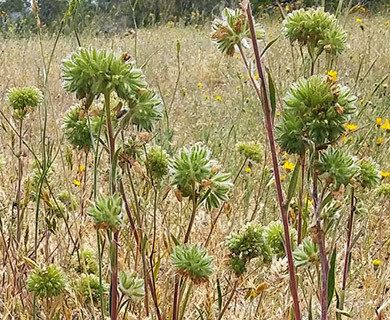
171, 234, 181, 246
217, 278, 223, 312
261, 37, 279, 58
328, 248, 337, 308
267, 70, 277, 120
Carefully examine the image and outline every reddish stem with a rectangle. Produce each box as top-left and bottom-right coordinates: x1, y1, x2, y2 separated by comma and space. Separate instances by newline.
245, 3, 302, 319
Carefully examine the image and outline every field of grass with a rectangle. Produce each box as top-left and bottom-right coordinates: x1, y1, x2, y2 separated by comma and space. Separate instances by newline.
1, 4, 390, 320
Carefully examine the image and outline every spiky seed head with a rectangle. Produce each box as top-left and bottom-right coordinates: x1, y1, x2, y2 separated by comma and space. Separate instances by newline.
75, 274, 108, 302
226, 223, 271, 262
145, 146, 169, 181
62, 104, 93, 150
264, 221, 296, 259
236, 142, 263, 163
357, 159, 381, 188
87, 193, 123, 231
27, 264, 67, 298
62, 48, 147, 102
282, 7, 347, 57
171, 244, 213, 284
119, 271, 145, 298
211, 7, 264, 56
276, 76, 356, 152
7, 87, 42, 120
293, 238, 319, 267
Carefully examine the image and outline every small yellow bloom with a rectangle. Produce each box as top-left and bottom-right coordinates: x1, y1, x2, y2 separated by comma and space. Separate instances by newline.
376, 117, 383, 125
281, 175, 286, 181
342, 134, 347, 142
327, 70, 338, 83
373, 259, 382, 267
204, 94, 210, 99
283, 161, 295, 171
245, 167, 252, 173
78, 164, 86, 173
285, 5, 290, 12
344, 123, 358, 131
215, 96, 222, 102
307, 199, 313, 207
234, 54, 241, 60
236, 85, 242, 90
197, 83, 203, 89
254, 73, 259, 80
73, 179, 81, 187
380, 171, 390, 178
276, 111, 281, 117
377, 137, 383, 145
86, 14, 91, 19
356, 18, 363, 23
380, 119, 390, 131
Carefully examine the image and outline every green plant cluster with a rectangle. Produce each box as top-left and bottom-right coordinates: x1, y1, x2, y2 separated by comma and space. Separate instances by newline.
237, 141, 263, 163
27, 264, 67, 298
87, 193, 123, 231
7, 86, 42, 120
118, 271, 145, 298
145, 146, 169, 181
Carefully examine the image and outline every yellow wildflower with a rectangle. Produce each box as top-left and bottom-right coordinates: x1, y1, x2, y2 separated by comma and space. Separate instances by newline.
380, 119, 390, 130
344, 123, 357, 131
373, 259, 382, 267
380, 171, 390, 178
78, 164, 86, 173
215, 96, 222, 102
356, 18, 363, 23
204, 94, 210, 99
377, 137, 383, 145
342, 134, 347, 142
283, 161, 295, 171
376, 117, 383, 126
197, 83, 203, 89
276, 111, 281, 117
245, 167, 251, 174
281, 175, 286, 181
73, 179, 81, 187
327, 70, 338, 83
254, 73, 259, 80
234, 54, 241, 60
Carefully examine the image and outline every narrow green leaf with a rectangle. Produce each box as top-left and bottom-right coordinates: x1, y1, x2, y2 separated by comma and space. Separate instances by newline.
261, 37, 279, 58
328, 248, 337, 308
171, 234, 181, 246
285, 159, 301, 209
267, 70, 277, 120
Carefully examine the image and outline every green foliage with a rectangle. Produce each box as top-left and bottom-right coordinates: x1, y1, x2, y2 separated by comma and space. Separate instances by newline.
87, 193, 123, 231
378, 183, 390, 197
118, 271, 145, 298
211, 8, 265, 56
7, 87, 42, 120
75, 274, 108, 302
264, 221, 296, 258
276, 76, 356, 153
282, 7, 347, 58
62, 104, 92, 150
27, 265, 67, 298
357, 159, 381, 188
293, 238, 319, 267
316, 148, 359, 188
145, 146, 169, 181
121, 89, 163, 132
74, 248, 98, 275
237, 142, 263, 163
171, 244, 213, 283
228, 256, 247, 276
226, 223, 271, 262
170, 144, 233, 209
62, 48, 147, 101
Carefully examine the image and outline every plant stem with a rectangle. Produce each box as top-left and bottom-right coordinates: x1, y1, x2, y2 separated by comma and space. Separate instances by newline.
16, 119, 23, 244
216, 278, 239, 320
104, 91, 119, 320
245, 3, 302, 319
297, 153, 306, 245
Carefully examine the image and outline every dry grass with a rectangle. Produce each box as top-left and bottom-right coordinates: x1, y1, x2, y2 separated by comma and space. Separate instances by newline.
1, 10, 390, 319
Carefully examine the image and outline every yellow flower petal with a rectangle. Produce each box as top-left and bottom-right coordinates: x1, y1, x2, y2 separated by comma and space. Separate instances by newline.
73, 179, 81, 187
327, 70, 338, 83
283, 161, 295, 171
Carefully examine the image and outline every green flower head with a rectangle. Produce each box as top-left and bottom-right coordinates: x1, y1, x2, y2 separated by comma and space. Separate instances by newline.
62, 48, 147, 102
62, 104, 92, 150
27, 264, 67, 298
236, 142, 263, 163
75, 274, 108, 302
293, 238, 319, 268
228, 256, 247, 276
282, 7, 347, 57
7, 87, 42, 119
145, 146, 169, 181
119, 271, 145, 299
276, 76, 357, 152
87, 193, 123, 231
316, 148, 359, 188
226, 223, 271, 262
264, 221, 296, 259
171, 244, 213, 284
378, 184, 390, 197
357, 159, 381, 188
211, 7, 265, 56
